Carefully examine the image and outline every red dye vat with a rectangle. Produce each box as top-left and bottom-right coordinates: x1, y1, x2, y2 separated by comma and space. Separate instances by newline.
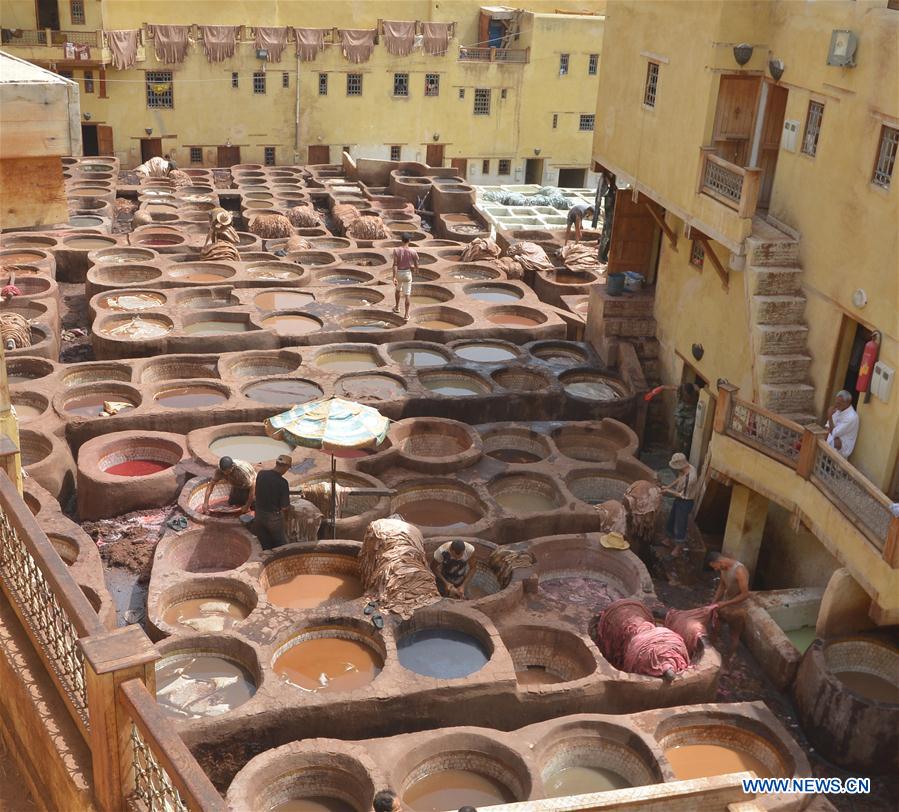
105, 460, 171, 477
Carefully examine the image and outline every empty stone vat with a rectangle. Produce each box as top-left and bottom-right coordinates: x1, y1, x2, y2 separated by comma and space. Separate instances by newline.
561, 371, 626, 401
481, 427, 551, 465
565, 470, 630, 505
488, 473, 565, 515
501, 624, 597, 687
530, 341, 589, 366
60, 363, 132, 389
5, 356, 55, 385
159, 527, 255, 573
391, 480, 486, 531
60, 382, 141, 418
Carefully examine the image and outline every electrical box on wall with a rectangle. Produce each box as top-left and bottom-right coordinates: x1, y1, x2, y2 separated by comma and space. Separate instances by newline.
827, 30, 858, 67
871, 361, 894, 403
781, 120, 799, 152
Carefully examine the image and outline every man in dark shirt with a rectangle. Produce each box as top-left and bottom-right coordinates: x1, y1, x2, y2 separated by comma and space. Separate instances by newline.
252, 454, 292, 550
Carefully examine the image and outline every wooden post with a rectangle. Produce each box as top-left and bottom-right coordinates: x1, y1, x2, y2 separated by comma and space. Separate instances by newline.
81, 626, 159, 812
883, 514, 899, 569
796, 425, 828, 480
713, 383, 739, 434
739, 167, 763, 218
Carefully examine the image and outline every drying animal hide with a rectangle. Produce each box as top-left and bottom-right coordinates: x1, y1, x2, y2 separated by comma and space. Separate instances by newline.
301, 482, 348, 521
420, 21, 452, 56
201, 241, 240, 262
135, 156, 172, 178
339, 29, 376, 64
665, 606, 718, 656
346, 215, 390, 241
0, 313, 30, 349
167, 169, 192, 188
359, 518, 441, 619
199, 26, 240, 63
491, 256, 525, 279
624, 480, 662, 548
105, 30, 140, 70
505, 241, 554, 272
148, 25, 190, 64
285, 235, 312, 252
488, 548, 535, 588
248, 213, 293, 239
331, 203, 361, 235
560, 242, 603, 273
382, 20, 416, 56
254, 26, 290, 63
285, 497, 323, 543
460, 237, 500, 262
285, 205, 323, 228
294, 28, 326, 62
595, 499, 627, 535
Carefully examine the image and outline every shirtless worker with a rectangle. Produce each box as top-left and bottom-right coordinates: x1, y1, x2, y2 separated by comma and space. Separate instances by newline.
391, 232, 418, 321
564, 202, 595, 244
706, 551, 751, 665
202, 456, 257, 515
432, 539, 476, 599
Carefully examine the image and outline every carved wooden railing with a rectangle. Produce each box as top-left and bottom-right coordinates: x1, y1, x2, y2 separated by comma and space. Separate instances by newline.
1, 29, 103, 47
698, 147, 762, 219
459, 46, 529, 63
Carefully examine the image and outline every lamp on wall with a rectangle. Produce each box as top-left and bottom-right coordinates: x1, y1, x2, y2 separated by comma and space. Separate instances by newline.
83, 112, 92, 121
733, 43, 753, 66
768, 58, 785, 81
432, 133, 440, 141
534, 147, 542, 156
226, 138, 232, 148
692, 343, 705, 361
144, 127, 153, 136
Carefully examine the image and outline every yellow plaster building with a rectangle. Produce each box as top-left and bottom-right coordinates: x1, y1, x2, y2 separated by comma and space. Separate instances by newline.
591, 1, 898, 627
0, 1, 605, 186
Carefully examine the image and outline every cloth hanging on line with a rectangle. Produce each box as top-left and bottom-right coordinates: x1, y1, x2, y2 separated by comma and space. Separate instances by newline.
253, 26, 290, 62
105, 30, 140, 70
294, 28, 327, 62
64, 42, 90, 60
420, 21, 452, 56
381, 20, 416, 56
148, 24, 190, 64
339, 29, 376, 64
199, 25, 240, 63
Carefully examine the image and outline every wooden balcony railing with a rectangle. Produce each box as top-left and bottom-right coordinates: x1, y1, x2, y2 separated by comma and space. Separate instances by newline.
1, 28, 103, 47
698, 147, 762, 219
715, 384, 899, 557
459, 46, 529, 63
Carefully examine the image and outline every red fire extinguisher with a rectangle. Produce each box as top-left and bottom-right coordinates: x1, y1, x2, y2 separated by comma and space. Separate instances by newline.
856, 331, 880, 402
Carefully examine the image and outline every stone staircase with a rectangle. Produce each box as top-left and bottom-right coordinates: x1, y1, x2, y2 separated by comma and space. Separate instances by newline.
746, 220, 816, 424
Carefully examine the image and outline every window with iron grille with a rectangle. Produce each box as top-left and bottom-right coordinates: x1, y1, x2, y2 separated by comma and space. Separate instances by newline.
70, 0, 85, 25
801, 101, 824, 157
393, 73, 409, 97
282, 72, 290, 88
644, 62, 659, 107
253, 71, 266, 94
318, 73, 328, 95
498, 159, 511, 175
552, 113, 558, 129
473, 88, 490, 115
264, 147, 276, 166
579, 114, 595, 131
425, 73, 440, 96
458, 88, 465, 99
347, 73, 362, 96
872, 125, 897, 189
559, 53, 569, 75
390, 145, 401, 161
482, 159, 490, 174
588, 53, 598, 75
146, 71, 173, 109
231, 72, 239, 88
83, 70, 94, 93
690, 240, 705, 268
190, 147, 203, 164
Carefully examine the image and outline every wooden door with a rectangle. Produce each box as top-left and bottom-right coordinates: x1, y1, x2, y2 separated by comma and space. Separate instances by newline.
756, 84, 788, 209
140, 137, 163, 162
606, 192, 658, 276
712, 75, 761, 166
450, 158, 467, 178
36, 0, 59, 30
307, 145, 330, 164
426, 143, 445, 168
97, 126, 114, 156
217, 145, 241, 167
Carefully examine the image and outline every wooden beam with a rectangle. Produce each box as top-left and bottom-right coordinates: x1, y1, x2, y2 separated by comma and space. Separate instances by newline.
643, 201, 678, 249
695, 233, 729, 290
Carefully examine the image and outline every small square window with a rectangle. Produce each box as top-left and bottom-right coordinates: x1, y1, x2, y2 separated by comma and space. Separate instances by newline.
253, 71, 266, 94
579, 114, 595, 132
873, 125, 898, 189
801, 101, 824, 157
318, 73, 328, 95
552, 113, 558, 129
588, 53, 598, 75
390, 145, 401, 161
644, 62, 659, 107
690, 240, 705, 269
347, 73, 362, 96
264, 147, 276, 166
83, 70, 94, 93
393, 73, 409, 97
190, 147, 203, 165
559, 53, 569, 75
498, 159, 511, 175
473, 88, 490, 115
425, 73, 440, 96
146, 71, 173, 109
282, 72, 290, 88
70, 0, 85, 25
500, 88, 507, 100
458, 88, 465, 99
231, 72, 239, 88
482, 159, 490, 174
342, 146, 351, 156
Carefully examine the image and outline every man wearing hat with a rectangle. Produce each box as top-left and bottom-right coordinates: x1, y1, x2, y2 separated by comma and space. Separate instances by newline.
252, 454, 293, 550
203, 456, 257, 515
662, 452, 698, 557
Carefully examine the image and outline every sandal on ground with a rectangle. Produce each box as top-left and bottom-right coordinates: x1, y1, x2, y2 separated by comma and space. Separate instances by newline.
371, 613, 384, 629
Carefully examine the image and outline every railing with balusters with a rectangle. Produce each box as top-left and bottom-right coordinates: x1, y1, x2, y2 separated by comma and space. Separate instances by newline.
0, 29, 102, 47
459, 46, 529, 63
698, 147, 762, 219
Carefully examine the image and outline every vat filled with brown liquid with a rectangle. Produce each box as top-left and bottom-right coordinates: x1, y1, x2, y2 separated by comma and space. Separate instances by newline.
273, 630, 383, 693
267, 572, 364, 610
244, 379, 322, 406
664, 744, 773, 780
155, 653, 256, 719
255, 291, 315, 309
834, 670, 899, 703
516, 666, 567, 685
388, 347, 448, 367
543, 766, 630, 796
403, 770, 514, 811
398, 499, 482, 528
273, 800, 355, 812
263, 314, 322, 335
162, 597, 250, 633
315, 351, 381, 373
487, 312, 541, 326
155, 386, 228, 409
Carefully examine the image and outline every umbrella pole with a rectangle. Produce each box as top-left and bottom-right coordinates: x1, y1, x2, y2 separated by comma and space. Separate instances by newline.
330, 454, 337, 539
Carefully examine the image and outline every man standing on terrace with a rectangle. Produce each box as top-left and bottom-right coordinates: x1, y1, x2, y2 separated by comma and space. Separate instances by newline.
825, 390, 859, 459
391, 232, 418, 321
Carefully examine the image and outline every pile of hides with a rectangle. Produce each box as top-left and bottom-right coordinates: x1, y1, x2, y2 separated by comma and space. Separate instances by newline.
623, 480, 662, 548
665, 606, 718, 655
382, 21, 415, 56
481, 186, 572, 210
560, 243, 603, 273
248, 213, 293, 239
105, 30, 140, 71
285, 497, 323, 543
254, 27, 290, 63
339, 29, 376, 64
148, 24, 190, 65
421, 22, 452, 56
331, 203, 361, 235
359, 518, 441, 618
491, 257, 525, 280
346, 215, 390, 241
135, 156, 171, 178
488, 548, 536, 588
506, 241, 554, 272
301, 482, 348, 521
592, 599, 691, 677
201, 242, 240, 262
294, 28, 327, 62
285, 235, 312, 253
285, 205, 323, 228
460, 238, 500, 262
199, 25, 240, 63
168, 169, 192, 188
595, 500, 627, 535
0, 313, 30, 349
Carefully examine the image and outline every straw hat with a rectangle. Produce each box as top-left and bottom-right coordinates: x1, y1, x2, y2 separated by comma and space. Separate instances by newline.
599, 532, 629, 550
668, 452, 689, 470
213, 209, 232, 226
276, 454, 292, 466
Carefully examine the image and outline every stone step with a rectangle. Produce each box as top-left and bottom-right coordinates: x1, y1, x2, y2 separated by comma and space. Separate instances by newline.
781, 412, 819, 426
750, 266, 804, 295
758, 353, 813, 384
753, 324, 810, 355
751, 294, 806, 325
746, 237, 800, 267
761, 383, 816, 413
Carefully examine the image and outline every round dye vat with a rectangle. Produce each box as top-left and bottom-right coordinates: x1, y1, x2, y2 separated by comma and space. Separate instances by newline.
494, 491, 559, 514
267, 573, 364, 610
421, 377, 486, 397
344, 318, 396, 332
155, 654, 256, 719
320, 273, 365, 286
156, 387, 228, 409
397, 629, 489, 678
64, 236, 117, 250
315, 352, 380, 373
101, 317, 171, 339
533, 347, 587, 365
487, 312, 541, 327
106, 460, 171, 476
488, 449, 542, 464
550, 270, 594, 285
417, 319, 458, 330
449, 268, 496, 281
274, 633, 382, 693
184, 321, 248, 335
784, 626, 816, 654
337, 374, 405, 402
466, 285, 523, 303
274, 800, 355, 812
398, 499, 481, 528
565, 380, 620, 401
454, 343, 516, 363
833, 671, 899, 703
543, 766, 630, 796
410, 294, 443, 305
163, 597, 249, 633
69, 216, 104, 228
403, 771, 514, 811
180, 271, 230, 283
255, 290, 315, 309
12, 403, 43, 421
516, 666, 567, 686
665, 744, 773, 780
65, 395, 134, 418
0, 250, 47, 264
263, 314, 321, 335
102, 293, 166, 311
136, 235, 184, 247
388, 347, 448, 367
210, 435, 292, 464
244, 379, 322, 406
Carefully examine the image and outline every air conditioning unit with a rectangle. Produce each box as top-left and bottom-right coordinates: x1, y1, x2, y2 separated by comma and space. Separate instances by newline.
827, 30, 858, 67
781, 119, 799, 152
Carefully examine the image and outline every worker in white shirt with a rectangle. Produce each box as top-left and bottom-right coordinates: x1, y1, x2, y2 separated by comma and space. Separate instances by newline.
825, 390, 860, 458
